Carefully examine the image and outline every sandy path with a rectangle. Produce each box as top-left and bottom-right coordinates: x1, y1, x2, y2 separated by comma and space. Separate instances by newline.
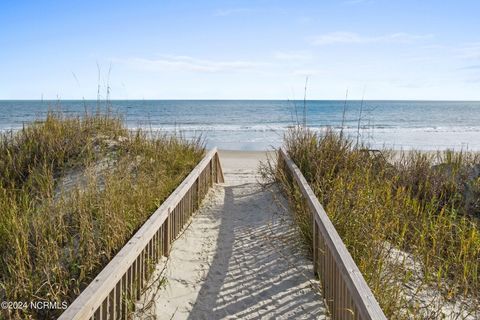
135, 151, 327, 319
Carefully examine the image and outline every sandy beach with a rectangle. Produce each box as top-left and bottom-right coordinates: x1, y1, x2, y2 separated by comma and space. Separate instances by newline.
217, 150, 275, 171
134, 150, 327, 319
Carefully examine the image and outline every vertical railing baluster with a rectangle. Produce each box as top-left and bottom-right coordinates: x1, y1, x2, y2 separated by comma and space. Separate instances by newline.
102, 298, 108, 320
163, 211, 171, 257
209, 159, 213, 186
157, 225, 163, 260
131, 259, 137, 303
313, 222, 318, 275
170, 207, 174, 240
127, 265, 133, 316
109, 287, 115, 319
94, 306, 101, 320
137, 254, 142, 299
121, 273, 127, 319
147, 239, 152, 277
115, 281, 121, 320
154, 230, 158, 261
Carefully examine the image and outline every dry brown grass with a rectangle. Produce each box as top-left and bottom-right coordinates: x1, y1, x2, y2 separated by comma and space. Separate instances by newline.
272, 128, 480, 319
0, 112, 204, 319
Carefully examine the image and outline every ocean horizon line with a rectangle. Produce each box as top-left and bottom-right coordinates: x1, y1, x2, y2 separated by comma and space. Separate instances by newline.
2, 98, 480, 102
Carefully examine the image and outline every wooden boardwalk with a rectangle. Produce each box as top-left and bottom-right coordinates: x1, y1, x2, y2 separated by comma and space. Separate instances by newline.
134, 151, 327, 319
59, 149, 386, 320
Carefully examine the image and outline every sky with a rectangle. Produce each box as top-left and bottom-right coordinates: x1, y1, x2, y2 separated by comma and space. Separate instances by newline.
1, 0, 480, 100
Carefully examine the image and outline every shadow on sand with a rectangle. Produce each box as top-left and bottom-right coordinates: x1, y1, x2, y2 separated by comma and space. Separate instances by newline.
187, 178, 327, 320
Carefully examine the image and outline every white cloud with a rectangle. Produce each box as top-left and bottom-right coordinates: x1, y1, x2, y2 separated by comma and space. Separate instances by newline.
420, 44, 448, 50
457, 43, 480, 60
118, 56, 266, 73
310, 32, 433, 46
460, 65, 480, 70
273, 51, 312, 60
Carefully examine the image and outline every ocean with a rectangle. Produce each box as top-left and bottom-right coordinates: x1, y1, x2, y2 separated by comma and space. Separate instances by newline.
1, 100, 479, 151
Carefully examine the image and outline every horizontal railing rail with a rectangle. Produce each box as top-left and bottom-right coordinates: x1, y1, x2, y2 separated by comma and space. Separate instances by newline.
278, 148, 386, 320
59, 148, 224, 320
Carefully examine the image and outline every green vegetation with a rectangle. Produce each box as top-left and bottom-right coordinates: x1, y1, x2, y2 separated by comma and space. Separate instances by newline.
0, 112, 204, 319
273, 128, 480, 319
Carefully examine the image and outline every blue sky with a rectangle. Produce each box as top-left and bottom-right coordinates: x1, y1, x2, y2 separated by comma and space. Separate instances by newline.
1, 0, 480, 100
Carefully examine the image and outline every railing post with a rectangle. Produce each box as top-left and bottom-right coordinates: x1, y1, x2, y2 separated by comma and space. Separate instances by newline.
196, 177, 200, 208
210, 159, 213, 186
313, 221, 318, 276
163, 210, 171, 257
214, 156, 218, 183
215, 152, 224, 183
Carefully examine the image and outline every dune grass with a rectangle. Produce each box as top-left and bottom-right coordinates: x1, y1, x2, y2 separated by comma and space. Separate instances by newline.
272, 128, 480, 319
0, 111, 204, 319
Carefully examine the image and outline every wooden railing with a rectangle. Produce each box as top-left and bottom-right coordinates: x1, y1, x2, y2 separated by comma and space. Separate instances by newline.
58, 148, 224, 320
278, 148, 386, 320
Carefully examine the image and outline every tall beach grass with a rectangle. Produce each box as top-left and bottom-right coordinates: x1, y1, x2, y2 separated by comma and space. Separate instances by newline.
272, 128, 480, 319
0, 111, 204, 319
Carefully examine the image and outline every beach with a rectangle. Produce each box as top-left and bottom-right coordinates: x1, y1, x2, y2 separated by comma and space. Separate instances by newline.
217, 150, 275, 171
